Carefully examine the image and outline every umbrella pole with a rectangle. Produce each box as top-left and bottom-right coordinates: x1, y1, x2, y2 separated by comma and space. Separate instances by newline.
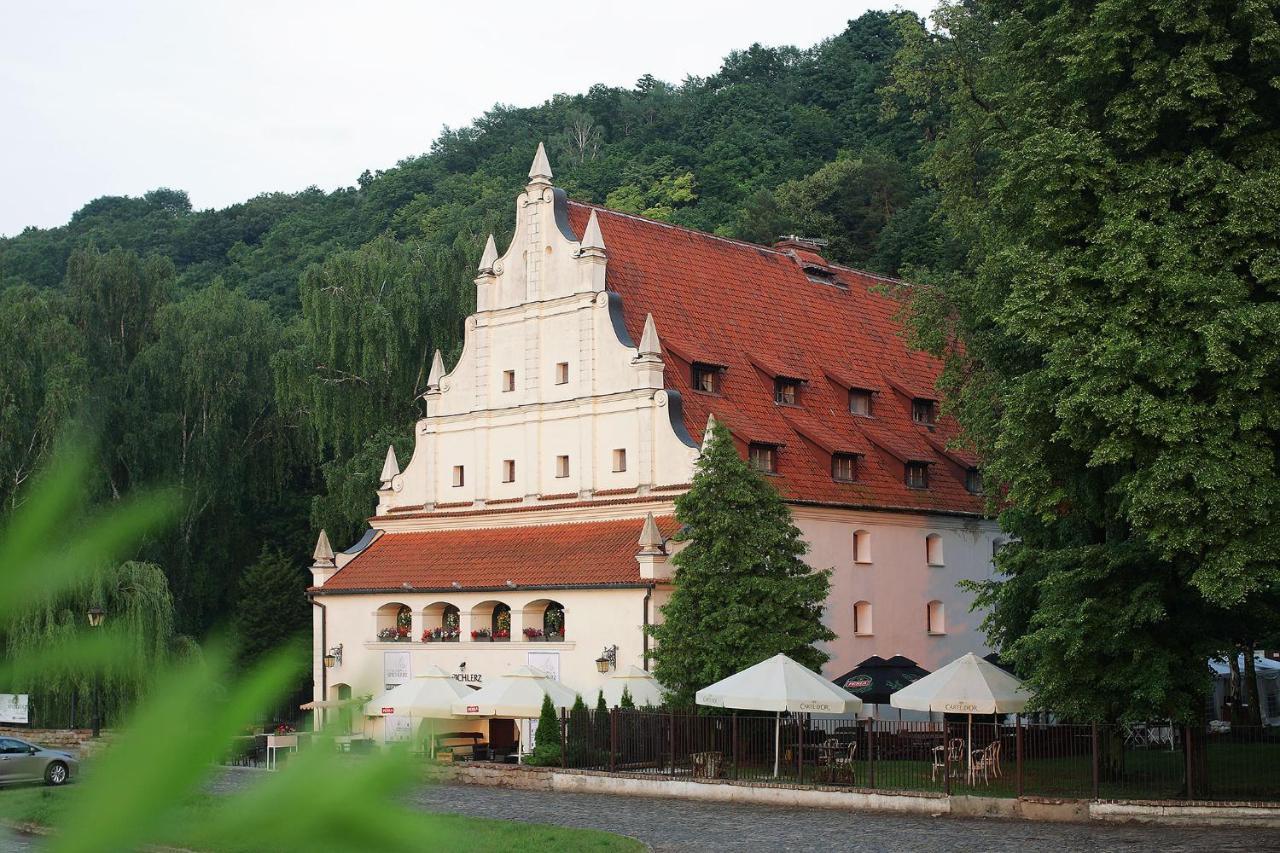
773, 711, 781, 778
967, 713, 973, 787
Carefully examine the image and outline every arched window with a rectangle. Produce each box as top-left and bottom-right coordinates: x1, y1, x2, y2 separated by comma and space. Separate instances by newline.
421, 602, 460, 642
926, 534, 944, 566
853, 601, 873, 636
854, 530, 871, 564
492, 603, 512, 641
927, 600, 946, 635
376, 603, 412, 642
543, 602, 565, 640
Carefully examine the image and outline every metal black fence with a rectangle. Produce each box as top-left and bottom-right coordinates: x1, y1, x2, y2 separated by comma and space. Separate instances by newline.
554, 710, 1280, 803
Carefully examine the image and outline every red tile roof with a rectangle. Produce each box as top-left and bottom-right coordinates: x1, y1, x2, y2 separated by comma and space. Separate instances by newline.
319, 516, 679, 593
565, 203, 983, 514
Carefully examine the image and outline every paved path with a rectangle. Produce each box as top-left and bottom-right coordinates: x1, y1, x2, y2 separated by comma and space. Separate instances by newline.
7, 770, 1280, 851
406, 783, 1280, 852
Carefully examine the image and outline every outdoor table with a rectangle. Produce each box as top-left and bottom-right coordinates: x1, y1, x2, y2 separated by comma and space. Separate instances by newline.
802, 743, 845, 783
265, 734, 298, 769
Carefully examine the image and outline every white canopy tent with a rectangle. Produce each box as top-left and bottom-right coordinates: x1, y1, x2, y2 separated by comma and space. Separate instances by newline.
602, 665, 664, 708
450, 665, 581, 759
1208, 654, 1280, 726
696, 653, 863, 776
890, 652, 1031, 783
364, 665, 472, 746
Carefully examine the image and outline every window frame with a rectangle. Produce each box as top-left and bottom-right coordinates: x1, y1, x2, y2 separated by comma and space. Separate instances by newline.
774, 377, 801, 406
848, 388, 873, 417
691, 363, 722, 395
748, 443, 778, 475
965, 467, 983, 495
501, 459, 516, 483
451, 465, 465, 488
904, 462, 929, 489
555, 455, 570, 479
926, 600, 946, 635
911, 398, 937, 425
612, 448, 627, 473
831, 453, 858, 483
502, 370, 516, 393
853, 601, 873, 636
554, 362, 569, 385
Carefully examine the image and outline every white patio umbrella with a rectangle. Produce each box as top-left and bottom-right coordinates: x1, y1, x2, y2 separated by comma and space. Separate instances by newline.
365, 664, 471, 747
889, 652, 1030, 784
695, 653, 863, 776
451, 665, 580, 759
603, 665, 664, 708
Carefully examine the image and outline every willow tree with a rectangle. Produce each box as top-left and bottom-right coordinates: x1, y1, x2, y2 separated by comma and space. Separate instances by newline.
4, 560, 176, 728
890, 1, 1280, 720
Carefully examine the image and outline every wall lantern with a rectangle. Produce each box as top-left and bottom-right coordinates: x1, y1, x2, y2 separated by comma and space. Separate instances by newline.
595, 645, 617, 674
87, 607, 106, 628
323, 643, 343, 668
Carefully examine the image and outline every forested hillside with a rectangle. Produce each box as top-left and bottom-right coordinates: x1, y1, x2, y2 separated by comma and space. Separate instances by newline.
0, 11, 947, 653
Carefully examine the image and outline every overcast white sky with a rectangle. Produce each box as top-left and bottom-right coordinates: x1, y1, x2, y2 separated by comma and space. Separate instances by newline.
0, 1, 935, 237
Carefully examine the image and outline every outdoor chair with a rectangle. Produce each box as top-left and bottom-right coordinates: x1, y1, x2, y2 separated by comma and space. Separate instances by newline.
931, 738, 966, 783
830, 740, 857, 784
970, 745, 996, 785
987, 740, 1002, 778
1124, 724, 1150, 748
691, 750, 722, 779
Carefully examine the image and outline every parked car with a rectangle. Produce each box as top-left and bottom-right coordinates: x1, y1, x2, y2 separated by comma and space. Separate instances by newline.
0, 736, 77, 786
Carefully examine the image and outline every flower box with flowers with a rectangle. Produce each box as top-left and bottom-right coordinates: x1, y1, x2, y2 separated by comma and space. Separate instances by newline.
376, 627, 411, 643
423, 628, 460, 643
545, 631, 565, 642
522, 627, 544, 641
493, 629, 510, 642
470, 629, 491, 642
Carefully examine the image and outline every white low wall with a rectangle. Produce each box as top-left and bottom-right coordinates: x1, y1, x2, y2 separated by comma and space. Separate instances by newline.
445, 763, 1280, 828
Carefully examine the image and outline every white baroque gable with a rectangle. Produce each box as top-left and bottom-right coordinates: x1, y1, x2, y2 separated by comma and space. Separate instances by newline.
378, 145, 698, 514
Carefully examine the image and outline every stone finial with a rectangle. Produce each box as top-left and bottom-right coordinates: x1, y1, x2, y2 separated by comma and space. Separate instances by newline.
379, 445, 400, 487
701, 413, 719, 452
478, 234, 498, 273
580, 209, 605, 253
427, 349, 445, 391
638, 313, 661, 358
528, 142, 553, 186
637, 512, 665, 554
312, 529, 335, 567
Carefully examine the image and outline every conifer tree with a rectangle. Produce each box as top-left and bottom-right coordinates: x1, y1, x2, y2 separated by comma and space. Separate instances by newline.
594, 690, 610, 746
619, 685, 635, 710
525, 694, 562, 766
648, 420, 834, 707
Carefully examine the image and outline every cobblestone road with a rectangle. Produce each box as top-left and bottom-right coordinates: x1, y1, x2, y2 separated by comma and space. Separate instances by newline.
6, 770, 1279, 852
406, 783, 1280, 852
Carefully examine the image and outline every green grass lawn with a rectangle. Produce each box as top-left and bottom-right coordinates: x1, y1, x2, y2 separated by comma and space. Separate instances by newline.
0, 784, 643, 852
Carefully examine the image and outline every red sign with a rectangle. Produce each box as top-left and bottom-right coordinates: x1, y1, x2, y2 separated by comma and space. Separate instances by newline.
381, 707, 395, 714
844, 675, 873, 692
467, 705, 480, 713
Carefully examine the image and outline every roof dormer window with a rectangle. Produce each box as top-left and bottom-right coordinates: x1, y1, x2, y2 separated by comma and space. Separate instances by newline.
774, 377, 801, 406
692, 363, 722, 395
832, 453, 858, 483
905, 462, 929, 489
912, 398, 936, 425
848, 388, 873, 417
749, 443, 778, 475
966, 468, 983, 495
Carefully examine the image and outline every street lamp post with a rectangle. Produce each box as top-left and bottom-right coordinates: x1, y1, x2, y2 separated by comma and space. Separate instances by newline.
87, 607, 105, 738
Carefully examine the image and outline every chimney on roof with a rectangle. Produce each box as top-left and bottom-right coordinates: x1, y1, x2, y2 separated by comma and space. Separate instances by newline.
773, 235, 836, 280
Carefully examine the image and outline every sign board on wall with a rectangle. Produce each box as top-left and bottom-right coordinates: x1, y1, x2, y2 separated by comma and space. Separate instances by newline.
385, 715, 413, 743
0, 694, 29, 725
527, 651, 560, 681
383, 651, 411, 689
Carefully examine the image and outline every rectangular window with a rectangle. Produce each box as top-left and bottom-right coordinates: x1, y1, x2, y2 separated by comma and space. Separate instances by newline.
905, 462, 929, 489
965, 468, 983, 495
555, 455, 570, 478
502, 460, 516, 483
831, 453, 857, 482
452, 465, 465, 487
749, 443, 777, 474
848, 389, 872, 416
502, 370, 516, 392
691, 363, 720, 395
612, 449, 627, 473
912, 398, 936, 425
555, 362, 569, 385
774, 378, 801, 406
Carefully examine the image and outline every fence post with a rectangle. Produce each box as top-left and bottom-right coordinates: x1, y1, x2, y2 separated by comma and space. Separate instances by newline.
944, 717, 952, 796
560, 708, 567, 768
797, 714, 805, 783
609, 709, 617, 773
668, 711, 675, 778
868, 718, 876, 789
1015, 714, 1023, 798
731, 713, 738, 780
1184, 724, 1194, 799
1090, 723, 1099, 799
